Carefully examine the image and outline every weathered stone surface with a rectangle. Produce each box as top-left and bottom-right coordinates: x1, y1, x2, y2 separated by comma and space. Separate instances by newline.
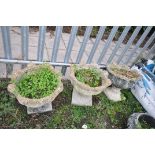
27, 103, 52, 114
103, 86, 122, 102
127, 113, 155, 129
71, 88, 92, 106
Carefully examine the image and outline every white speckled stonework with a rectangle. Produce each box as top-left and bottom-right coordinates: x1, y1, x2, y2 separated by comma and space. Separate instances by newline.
71, 88, 92, 106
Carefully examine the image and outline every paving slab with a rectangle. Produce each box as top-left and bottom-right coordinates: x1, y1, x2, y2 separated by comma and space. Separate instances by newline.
29, 36, 39, 47
0, 31, 3, 44
0, 43, 4, 58
0, 63, 6, 78
64, 38, 81, 51
70, 50, 88, 64
11, 44, 22, 59
28, 46, 49, 61
0, 31, 4, 57
10, 27, 21, 35
61, 33, 71, 41
89, 37, 95, 43
10, 33, 21, 45
45, 35, 66, 50
101, 54, 113, 64
142, 50, 150, 59
46, 49, 72, 63
109, 55, 119, 64
85, 47, 101, 63
12, 64, 22, 72
77, 36, 93, 44
119, 55, 137, 65
85, 43, 94, 53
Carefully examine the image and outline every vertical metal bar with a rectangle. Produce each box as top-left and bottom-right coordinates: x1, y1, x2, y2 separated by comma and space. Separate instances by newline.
51, 26, 63, 62
97, 26, 119, 64
132, 31, 155, 64
61, 26, 78, 75
1, 26, 13, 77
107, 26, 131, 64
76, 26, 93, 63
21, 26, 29, 60
149, 43, 155, 53
37, 26, 46, 61
141, 31, 155, 53
148, 43, 155, 58
125, 26, 153, 64
1, 26, 12, 59
63, 26, 78, 63
87, 26, 106, 64
117, 26, 142, 64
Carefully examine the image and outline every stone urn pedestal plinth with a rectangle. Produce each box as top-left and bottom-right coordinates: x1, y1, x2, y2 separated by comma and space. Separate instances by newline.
69, 64, 112, 106
103, 64, 141, 102
8, 64, 63, 114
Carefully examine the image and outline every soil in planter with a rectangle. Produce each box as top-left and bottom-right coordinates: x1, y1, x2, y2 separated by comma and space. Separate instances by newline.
75, 68, 102, 87
137, 116, 155, 129
138, 120, 153, 129
111, 68, 140, 79
15, 65, 59, 99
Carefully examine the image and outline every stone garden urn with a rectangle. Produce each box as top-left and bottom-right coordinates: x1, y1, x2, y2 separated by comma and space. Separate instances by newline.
104, 63, 141, 102
8, 64, 63, 114
127, 113, 155, 129
107, 63, 141, 89
69, 64, 111, 106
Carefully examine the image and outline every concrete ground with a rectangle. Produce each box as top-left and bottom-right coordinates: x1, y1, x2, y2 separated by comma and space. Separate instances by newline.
0, 27, 149, 78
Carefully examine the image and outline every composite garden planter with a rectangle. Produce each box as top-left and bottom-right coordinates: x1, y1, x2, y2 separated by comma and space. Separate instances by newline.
8, 64, 63, 114
107, 63, 141, 89
69, 64, 111, 106
104, 63, 141, 102
127, 113, 155, 129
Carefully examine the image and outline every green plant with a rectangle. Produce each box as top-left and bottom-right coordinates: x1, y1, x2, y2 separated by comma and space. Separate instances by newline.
0, 91, 16, 117
98, 90, 145, 128
0, 79, 9, 89
0, 79, 16, 117
75, 68, 102, 87
90, 26, 100, 37
136, 116, 155, 129
136, 120, 153, 129
0, 78, 145, 129
15, 65, 60, 99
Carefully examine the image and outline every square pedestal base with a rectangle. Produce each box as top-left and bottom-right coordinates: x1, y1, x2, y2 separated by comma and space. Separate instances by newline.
27, 103, 52, 114
71, 88, 92, 106
103, 86, 122, 102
